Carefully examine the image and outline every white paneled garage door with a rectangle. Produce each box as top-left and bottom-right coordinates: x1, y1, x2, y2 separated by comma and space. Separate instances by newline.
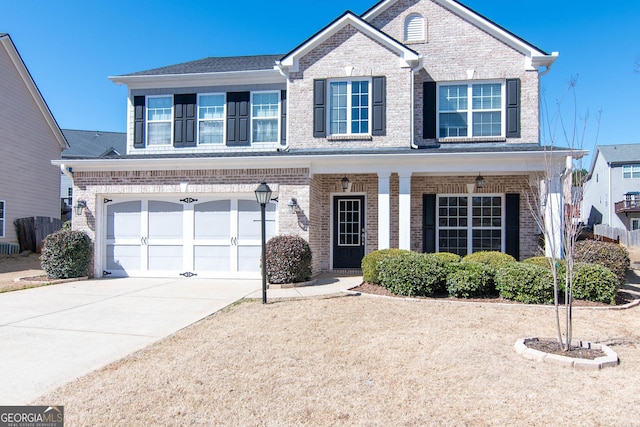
103, 196, 276, 278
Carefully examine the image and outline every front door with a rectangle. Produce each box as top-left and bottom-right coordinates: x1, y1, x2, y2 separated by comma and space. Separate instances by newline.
333, 195, 365, 269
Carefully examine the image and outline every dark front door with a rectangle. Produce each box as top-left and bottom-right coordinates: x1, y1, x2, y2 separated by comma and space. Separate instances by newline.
333, 195, 365, 269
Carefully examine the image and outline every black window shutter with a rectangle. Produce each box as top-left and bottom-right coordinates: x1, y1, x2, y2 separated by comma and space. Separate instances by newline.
133, 96, 145, 148
174, 94, 197, 147
423, 82, 437, 139
505, 193, 520, 260
506, 79, 521, 138
423, 194, 436, 253
226, 92, 250, 146
313, 79, 326, 137
281, 90, 287, 146
371, 76, 386, 136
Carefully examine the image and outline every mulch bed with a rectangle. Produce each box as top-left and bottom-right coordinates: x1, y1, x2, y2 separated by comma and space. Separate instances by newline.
351, 283, 637, 307
524, 337, 606, 359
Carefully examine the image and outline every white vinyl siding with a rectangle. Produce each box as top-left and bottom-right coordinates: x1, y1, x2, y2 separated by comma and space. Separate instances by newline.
438, 82, 504, 138
198, 94, 225, 144
405, 13, 425, 42
147, 96, 172, 145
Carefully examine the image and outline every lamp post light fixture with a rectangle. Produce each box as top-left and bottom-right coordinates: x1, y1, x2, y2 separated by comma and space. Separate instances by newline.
74, 200, 87, 216
255, 182, 272, 304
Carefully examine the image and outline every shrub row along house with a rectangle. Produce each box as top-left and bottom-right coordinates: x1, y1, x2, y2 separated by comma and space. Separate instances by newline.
55, 0, 577, 279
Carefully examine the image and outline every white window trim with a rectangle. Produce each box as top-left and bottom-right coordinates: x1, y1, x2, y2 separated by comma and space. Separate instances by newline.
437, 80, 506, 140
250, 90, 280, 146
197, 92, 226, 145
622, 165, 640, 179
327, 78, 372, 137
436, 193, 505, 255
0, 200, 5, 238
146, 95, 173, 146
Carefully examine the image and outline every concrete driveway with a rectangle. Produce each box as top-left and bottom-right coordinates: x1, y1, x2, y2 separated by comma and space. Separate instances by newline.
0, 277, 260, 404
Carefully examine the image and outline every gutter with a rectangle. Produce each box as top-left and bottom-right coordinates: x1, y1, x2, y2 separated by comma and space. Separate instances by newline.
60, 164, 73, 179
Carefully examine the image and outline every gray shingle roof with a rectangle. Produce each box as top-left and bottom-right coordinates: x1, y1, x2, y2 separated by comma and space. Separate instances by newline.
62, 129, 126, 159
597, 144, 640, 164
121, 54, 283, 76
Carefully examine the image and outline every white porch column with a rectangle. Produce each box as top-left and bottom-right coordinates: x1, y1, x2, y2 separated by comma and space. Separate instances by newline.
399, 172, 412, 250
543, 173, 563, 259
377, 171, 391, 250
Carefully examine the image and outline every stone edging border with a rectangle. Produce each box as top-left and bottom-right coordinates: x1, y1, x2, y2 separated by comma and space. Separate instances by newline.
514, 337, 619, 370
268, 279, 318, 289
14, 276, 89, 285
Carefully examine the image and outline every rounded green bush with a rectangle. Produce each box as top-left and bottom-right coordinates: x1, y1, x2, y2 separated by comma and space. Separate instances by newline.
462, 251, 516, 270
378, 251, 444, 297
446, 262, 495, 298
523, 256, 566, 278
40, 229, 92, 279
361, 248, 410, 284
574, 240, 630, 284
571, 262, 619, 305
266, 235, 312, 284
495, 262, 555, 304
431, 252, 461, 264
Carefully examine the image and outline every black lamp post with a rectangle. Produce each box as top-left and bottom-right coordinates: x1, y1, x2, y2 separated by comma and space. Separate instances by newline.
255, 182, 272, 304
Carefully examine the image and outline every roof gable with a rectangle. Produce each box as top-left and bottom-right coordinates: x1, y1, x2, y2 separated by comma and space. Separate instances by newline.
0, 34, 68, 150
62, 129, 127, 159
362, 0, 557, 71
278, 11, 420, 73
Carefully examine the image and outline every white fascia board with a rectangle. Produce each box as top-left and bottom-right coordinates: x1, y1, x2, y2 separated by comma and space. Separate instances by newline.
279, 13, 419, 73
109, 69, 285, 89
0, 35, 68, 150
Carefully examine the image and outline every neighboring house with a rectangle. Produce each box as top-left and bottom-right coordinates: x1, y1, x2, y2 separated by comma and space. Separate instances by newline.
582, 144, 640, 232
0, 33, 68, 246
55, 0, 576, 279
60, 129, 126, 220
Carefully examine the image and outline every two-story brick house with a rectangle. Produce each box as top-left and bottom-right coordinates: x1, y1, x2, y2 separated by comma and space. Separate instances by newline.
56, 0, 574, 279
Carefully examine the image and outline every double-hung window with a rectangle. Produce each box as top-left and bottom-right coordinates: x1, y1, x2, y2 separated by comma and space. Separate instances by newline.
251, 92, 279, 143
622, 165, 640, 179
0, 200, 5, 238
198, 94, 225, 144
437, 195, 503, 256
439, 82, 503, 138
329, 79, 370, 135
147, 96, 172, 145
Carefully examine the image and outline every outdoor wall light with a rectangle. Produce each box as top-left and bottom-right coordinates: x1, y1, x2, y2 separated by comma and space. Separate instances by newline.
341, 176, 350, 192
287, 198, 299, 214
74, 200, 87, 216
475, 174, 485, 189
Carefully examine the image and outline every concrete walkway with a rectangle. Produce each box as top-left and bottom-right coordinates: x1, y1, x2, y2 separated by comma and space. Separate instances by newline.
0, 274, 360, 405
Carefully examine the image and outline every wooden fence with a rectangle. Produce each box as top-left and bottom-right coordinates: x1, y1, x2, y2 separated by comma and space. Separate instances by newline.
14, 216, 63, 253
593, 224, 640, 246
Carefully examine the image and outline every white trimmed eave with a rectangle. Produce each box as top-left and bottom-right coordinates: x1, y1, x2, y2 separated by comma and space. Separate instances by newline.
278, 13, 420, 73
363, 0, 557, 72
0, 35, 68, 150
53, 148, 584, 176
108, 69, 285, 90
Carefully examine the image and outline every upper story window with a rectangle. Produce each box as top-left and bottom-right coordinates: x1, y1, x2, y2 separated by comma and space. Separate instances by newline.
438, 82, 504, 138
329, 79, 370, 135
252, 92, 279, 143
147, 96, 172, 145
0, 200, 5, 238
198, 94, 225, 144
405, 13, 425, 42
623, 165, 640, 179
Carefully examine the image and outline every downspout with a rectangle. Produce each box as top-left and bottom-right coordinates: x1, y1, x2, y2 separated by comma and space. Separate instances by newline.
608, 162, 612, 228
410, 56, 423, 149
60, 164, 73, 180
275, 61, 291, 152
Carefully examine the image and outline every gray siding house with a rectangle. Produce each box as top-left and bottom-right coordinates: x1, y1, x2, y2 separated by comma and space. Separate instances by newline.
582, 144, 640, 232
0, 34, 68, 247
56, 0, 575, 279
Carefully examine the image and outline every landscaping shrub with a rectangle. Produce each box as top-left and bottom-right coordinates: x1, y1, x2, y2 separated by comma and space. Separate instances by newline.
574, 240, 630, 284
431, 252, 461, 264
446, 262, 495, 298
378, 251, 444, 297
495, 262, 555, 304
40, 229, 92, 279
571, 262, 619, 305
265, 235, 312, 284
462, 251, 516, 271
523, 256, 566, 279
361, 248, 410, 284
431, 252, 461, 285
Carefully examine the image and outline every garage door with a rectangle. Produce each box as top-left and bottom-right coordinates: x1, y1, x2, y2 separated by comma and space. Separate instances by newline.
103, 197, 276, 278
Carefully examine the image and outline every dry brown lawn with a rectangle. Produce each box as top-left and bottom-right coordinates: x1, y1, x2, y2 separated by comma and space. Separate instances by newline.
0, 253, 44, 292
33, 293, 640, 426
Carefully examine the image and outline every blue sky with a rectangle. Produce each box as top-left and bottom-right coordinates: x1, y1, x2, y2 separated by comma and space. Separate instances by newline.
2, 0, 639, 167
